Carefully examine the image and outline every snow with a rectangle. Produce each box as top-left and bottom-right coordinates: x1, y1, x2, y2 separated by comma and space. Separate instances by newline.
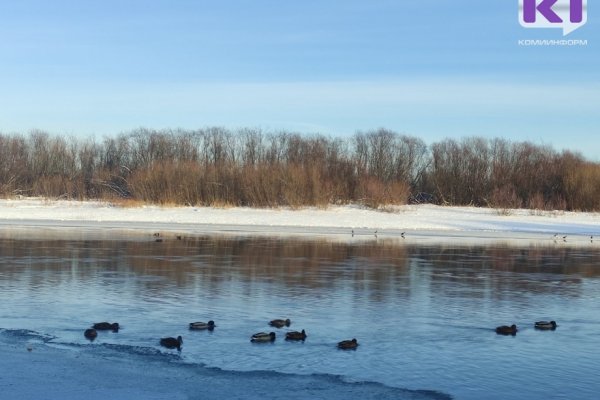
0, 198, 598, 245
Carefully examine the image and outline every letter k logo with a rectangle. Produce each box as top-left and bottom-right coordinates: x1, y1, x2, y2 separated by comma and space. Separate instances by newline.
519, 0, 587, 35
523, 0, 562, 23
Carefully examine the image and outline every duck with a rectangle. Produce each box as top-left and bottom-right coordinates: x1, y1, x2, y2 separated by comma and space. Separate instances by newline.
93, 322, 119, 332
251, 332, 276, 342
160, 336, 183, 350
269, 318, 291, 328
84, 328, 98, 341
495, 324, 518, 335
285, 329, 307, 341
337, 338, 359, 350
189, 320, 215, 330
534, 320, 557, 330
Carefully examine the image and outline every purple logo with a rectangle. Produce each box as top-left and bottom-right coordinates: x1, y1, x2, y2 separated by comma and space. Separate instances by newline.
519, 0, 587, 35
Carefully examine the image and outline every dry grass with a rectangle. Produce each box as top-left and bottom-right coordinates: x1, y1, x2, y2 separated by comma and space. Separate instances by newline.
107, 198, 148, 208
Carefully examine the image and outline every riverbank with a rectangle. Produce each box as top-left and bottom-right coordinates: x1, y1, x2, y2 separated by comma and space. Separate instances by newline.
0, 198, 600, 244
0, 198, 598, 245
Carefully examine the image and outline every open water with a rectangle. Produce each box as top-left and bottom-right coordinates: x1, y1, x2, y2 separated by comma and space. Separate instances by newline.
1, 233, 599, 399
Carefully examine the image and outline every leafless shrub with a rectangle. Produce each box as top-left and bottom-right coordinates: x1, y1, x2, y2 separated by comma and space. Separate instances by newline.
0, 129, 598, 212
489, 185, 521, 216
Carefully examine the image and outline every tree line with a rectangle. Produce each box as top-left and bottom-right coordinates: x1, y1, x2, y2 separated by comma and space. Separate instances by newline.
0, 128, 599, 211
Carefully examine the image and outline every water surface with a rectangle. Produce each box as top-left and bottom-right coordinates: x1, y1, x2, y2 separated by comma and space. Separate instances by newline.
1, 233, 599, 399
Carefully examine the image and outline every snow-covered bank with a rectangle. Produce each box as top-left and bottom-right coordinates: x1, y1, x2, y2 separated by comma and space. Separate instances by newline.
0, 198, 598, 245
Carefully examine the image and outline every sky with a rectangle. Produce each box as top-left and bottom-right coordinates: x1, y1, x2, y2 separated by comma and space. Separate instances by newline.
0, 1, 598, 159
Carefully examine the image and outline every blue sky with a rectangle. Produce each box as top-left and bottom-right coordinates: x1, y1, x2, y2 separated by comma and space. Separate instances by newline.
1, 1, 598, 159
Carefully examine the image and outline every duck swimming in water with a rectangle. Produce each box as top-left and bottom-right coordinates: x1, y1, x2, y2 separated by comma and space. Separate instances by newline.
285, 329, 307, 341
160, 336, 183, 350
269, 319, 291, 328
189, 320, 215, 330
251, 332, 276, 342
337, 338, 358, 350
93, 322, 119, 332
84, 328, 97, 341
495, 324, 518, 335
534, 320, 557, 330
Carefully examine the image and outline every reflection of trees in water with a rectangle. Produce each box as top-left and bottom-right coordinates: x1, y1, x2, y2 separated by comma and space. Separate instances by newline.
412, 245, 595, 299
0, 237, 596, 301
0, 236, 409, 295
